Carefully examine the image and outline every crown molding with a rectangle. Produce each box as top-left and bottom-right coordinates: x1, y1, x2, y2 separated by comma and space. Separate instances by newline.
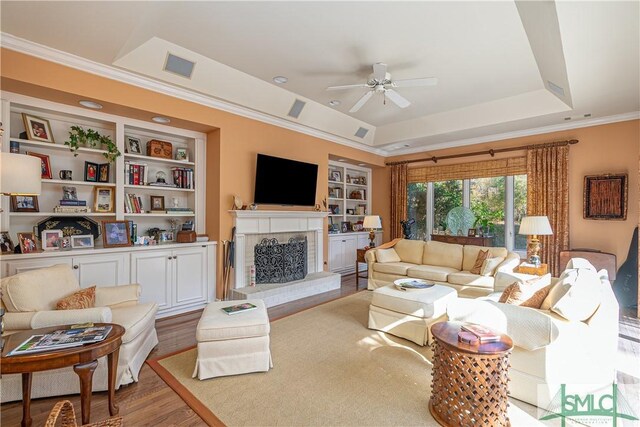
384, 111, 640, 156
1, 32, 387, 157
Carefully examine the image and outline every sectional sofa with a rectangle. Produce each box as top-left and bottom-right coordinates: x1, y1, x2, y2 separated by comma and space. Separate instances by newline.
365, 238, 521, 297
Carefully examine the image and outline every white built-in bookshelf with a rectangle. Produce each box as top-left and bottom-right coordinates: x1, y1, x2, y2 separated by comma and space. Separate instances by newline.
327, 160, 372, 233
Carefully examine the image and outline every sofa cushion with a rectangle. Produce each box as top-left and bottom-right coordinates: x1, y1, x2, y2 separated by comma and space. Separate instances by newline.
407, 265, 459, 282
1, 264, 79, 312
423, 241, 463, 270
393, 239, 425, 265
196, 300, 269, 342
376, 248, 401, 263
462, 245, 509, 271
495, 253, 522, 274
481, 257, 505, 276
373, 262, 416, 276
111, 302, 158, 344
371, 284, 457, 318
469, 250, 489, 274
548, 269, 602, 321
447, 272, 494, 288
56, 286, 96, 310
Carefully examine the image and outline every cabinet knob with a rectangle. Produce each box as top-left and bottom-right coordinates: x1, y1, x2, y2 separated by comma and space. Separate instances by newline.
73, 265, 79, 270
168, 257, 172, 260
173, 256, 177, 259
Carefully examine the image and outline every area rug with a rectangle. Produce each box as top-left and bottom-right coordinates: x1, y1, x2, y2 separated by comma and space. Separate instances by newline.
148, 291, 540, 426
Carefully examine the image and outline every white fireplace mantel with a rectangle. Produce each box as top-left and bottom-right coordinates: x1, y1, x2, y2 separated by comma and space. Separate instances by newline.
230, 210, 328, 288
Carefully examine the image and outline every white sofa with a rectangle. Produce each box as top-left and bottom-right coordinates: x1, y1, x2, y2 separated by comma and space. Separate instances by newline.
447, 260, 619, 407
1, 264, 159, 402
365, 239, 520, 298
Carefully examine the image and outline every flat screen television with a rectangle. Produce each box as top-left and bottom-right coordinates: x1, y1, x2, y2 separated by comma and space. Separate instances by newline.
254, 154, 318, 206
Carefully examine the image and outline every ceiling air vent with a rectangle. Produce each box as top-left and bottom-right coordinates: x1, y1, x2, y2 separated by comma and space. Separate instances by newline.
287, 99, 306, 119
354, 127, 369, 139
547, 81, 565, 97
164, 53, 195, 79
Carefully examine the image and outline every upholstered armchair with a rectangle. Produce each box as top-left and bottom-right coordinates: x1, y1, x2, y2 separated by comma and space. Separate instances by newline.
0, 264, 158, 403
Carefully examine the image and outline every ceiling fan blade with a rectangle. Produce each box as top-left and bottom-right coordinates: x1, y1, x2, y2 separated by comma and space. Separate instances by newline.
349, 91, 374, 113
385, 89, 411, 109
373, 62, 387, 81
392, 77, 438, 88
326, 83, 370, 91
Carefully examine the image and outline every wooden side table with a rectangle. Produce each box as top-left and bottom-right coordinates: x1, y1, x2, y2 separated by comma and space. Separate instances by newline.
356, 248, 368, 289
516, 262, 548, 276
1, 323, 124, 427
429, 322, 513, 427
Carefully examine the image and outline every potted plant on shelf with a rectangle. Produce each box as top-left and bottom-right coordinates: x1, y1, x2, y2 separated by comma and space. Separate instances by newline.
65, 126, 121, 163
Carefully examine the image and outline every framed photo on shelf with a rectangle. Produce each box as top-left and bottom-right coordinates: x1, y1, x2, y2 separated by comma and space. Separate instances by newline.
150, 195, 165, 211
11, 195, 39, 212
22, 113, 55, 143
26, 152, 52, 179
330, 170, 341, 182
98, 163, 110, 183
41, 229, 63, 251
102, 221, 131, 248
346, 208, 355, 215
62, 186, 78, 201
94, 186, 115, 213
341, 221, 351, 233
175, 148, 188, 161
85, 161, 98, 182
0, 231, 15, 253
125, 136, 142, 154
71, 234, 94, 249
328, 204, 339, 215
468, 228, 477, 237
17, 232, 38, 253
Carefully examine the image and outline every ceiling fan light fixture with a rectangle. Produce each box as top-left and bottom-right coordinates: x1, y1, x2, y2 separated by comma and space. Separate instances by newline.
273, 76, 288, 84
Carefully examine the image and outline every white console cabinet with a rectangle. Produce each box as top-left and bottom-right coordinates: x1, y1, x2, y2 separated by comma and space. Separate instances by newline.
328, 231, 382, 275
0, 241, 216, 318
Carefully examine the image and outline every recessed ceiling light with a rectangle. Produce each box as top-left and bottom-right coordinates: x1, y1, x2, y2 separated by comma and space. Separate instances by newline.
79, 100, 103, 109
337, 159, 346, 162
152, 116, 171, 124
358, 163, 366, 166
273, 76, 288, 84
328, 100, 341, 107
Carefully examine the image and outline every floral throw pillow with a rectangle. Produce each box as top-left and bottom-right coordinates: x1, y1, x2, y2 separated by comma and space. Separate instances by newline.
56, 286, 96, 310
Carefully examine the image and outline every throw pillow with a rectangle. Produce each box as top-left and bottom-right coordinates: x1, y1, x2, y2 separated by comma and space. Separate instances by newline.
498, 277, 550, 307
56, 286, 96, 310
520, 284, 554, 308
550, 269, 602, 321
469, 250, 490, 274
480, 257, 505, 276
376, 248, 401, 263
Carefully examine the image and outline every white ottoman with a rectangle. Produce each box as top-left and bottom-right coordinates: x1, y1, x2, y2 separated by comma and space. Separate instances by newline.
193, 299, 273, 380
368, 283, 457, 346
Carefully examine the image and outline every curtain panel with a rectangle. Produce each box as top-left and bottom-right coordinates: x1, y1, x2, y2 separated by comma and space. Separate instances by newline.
390, 163, 408, 239
407, 157, 526, 183
526, 145, 570, 276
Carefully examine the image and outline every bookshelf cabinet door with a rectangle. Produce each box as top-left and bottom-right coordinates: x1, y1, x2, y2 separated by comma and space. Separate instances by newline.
130, 250, 173, 310
173, 246, 207, 307
74, 253, 128, 288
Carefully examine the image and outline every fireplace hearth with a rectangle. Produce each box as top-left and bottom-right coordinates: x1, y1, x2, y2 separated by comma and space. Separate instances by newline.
254, 237, 308, 284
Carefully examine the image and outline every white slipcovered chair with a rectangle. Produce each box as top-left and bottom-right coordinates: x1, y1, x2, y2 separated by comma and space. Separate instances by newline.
0, 264, 159, 402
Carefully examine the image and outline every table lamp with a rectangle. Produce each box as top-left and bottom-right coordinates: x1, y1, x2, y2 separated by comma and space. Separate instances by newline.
0, 152, 42, 211
518, 216, 553, 266
363, 215, 382, 248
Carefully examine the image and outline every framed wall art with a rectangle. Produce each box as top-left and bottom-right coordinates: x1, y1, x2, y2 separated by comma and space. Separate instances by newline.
583, 173, 628, 220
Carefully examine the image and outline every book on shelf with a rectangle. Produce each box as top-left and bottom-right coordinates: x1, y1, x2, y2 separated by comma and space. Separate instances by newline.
7, 326, 112, 356
166, 207, 193, 212
147, 182, 178, 188
124, 161, 149, 186
124, 193, 144, 214
171, 167, 194, 189
460, 324, 501, 343
59, 200, 87, 206
221, 302, 257, 315
54, 206, 92, 213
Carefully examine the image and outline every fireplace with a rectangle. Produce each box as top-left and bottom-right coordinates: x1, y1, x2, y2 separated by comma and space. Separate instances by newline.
254, 237, 308, 284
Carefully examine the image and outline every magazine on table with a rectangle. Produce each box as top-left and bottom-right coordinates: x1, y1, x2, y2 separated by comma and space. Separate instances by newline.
460, 324, 501, 343
7, 326, 113, 356
221, 302, 258, 315
397, 280, 434, 290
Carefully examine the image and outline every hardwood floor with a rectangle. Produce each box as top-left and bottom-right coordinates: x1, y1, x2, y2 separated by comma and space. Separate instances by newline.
2, 276, 638, 426
0, 275, 362, 427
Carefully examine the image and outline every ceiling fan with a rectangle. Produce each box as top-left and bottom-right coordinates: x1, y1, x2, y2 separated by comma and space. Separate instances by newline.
326, 62, 438, 113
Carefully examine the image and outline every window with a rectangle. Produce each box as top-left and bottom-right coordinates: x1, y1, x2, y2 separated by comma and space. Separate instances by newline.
407, 183, 428, 240
406, 174, 527, 252
433, 180, 463, 231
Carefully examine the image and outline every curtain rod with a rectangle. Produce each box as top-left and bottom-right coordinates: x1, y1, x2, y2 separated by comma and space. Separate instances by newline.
385, 139, 579, 166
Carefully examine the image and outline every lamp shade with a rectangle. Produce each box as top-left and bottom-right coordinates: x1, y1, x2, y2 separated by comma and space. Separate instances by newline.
518, 216, 553, 235
0, 152, 42, 195
363, 215, 382, 229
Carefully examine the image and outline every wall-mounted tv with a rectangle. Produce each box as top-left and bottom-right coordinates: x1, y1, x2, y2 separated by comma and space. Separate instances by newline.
254, 154, 318, 206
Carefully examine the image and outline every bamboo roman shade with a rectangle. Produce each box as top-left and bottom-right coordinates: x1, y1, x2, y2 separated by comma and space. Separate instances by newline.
407, 157, 526, 183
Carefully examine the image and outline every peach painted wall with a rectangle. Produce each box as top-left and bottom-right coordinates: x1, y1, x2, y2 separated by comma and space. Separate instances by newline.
0, 49, 387, 298
387, 120, 640, 268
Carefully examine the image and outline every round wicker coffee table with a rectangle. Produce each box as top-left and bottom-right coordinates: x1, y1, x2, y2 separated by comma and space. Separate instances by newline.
429, 321, 513, 427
